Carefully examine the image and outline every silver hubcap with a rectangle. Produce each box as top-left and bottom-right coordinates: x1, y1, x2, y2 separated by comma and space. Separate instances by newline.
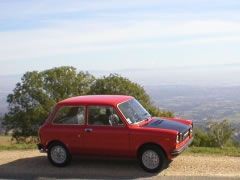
50, 145, 67, 164
142, 150, 160, 169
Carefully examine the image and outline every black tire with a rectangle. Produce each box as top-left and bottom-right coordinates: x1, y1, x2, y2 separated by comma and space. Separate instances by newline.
138, 145, 166, 173
47, 142, 71, 167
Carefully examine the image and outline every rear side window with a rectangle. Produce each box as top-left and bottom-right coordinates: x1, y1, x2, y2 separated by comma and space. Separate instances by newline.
53, 106, 85, 125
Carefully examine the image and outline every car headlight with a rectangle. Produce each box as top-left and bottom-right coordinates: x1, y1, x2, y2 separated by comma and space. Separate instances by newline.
189, 128, 193, 135
176, 133, 181, 143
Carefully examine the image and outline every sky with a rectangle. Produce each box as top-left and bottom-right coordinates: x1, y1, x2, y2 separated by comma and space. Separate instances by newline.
0, 0, 240, 85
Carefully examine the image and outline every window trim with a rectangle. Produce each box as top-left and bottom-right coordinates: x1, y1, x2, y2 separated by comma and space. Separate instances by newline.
51, 105, 87, 126
86, 105, 126, 127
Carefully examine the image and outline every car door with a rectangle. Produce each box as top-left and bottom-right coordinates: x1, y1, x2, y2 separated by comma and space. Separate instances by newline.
82, 105, 130, 157
51, 105, 86, 155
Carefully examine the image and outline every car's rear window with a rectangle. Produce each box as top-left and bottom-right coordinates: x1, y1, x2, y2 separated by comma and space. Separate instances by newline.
53, 106, 85, 125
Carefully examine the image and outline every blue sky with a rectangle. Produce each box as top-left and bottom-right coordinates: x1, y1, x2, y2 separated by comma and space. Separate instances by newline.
0, 0, 240, 85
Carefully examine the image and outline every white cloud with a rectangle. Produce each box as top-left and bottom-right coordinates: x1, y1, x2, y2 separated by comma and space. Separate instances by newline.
0, 19, 240, 61
0, 0, 177, 20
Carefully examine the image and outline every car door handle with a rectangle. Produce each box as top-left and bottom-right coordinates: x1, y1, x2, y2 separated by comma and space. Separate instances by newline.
84, 128, 93, 132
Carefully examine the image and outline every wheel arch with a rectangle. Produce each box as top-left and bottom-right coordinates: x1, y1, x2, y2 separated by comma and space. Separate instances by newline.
137, 142, 168, 159
47, 140, 67, 150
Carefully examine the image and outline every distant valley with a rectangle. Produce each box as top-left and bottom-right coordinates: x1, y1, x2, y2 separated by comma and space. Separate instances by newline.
146, 85, 240, 122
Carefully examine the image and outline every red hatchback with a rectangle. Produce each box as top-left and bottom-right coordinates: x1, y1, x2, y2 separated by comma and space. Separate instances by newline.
38, 95, 193, 172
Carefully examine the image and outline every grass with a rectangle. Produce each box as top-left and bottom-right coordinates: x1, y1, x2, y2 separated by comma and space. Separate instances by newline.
0, 135, 36, 151
185, 146, 240, 157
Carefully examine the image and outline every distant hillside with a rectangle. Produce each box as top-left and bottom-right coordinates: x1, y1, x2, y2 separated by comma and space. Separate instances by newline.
0, 75, 20, 115
146, 85, 240, 122
0, 93, 8, 115
0, 117, 4, 134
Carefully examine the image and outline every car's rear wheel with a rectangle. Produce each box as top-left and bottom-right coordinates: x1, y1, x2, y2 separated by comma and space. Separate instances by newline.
138, 145, 166, 173
47, 142, 71, 167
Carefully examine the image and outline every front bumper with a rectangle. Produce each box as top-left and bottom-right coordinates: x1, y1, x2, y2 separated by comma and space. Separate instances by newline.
171, 137, 193, 157
37, 143, 47, 153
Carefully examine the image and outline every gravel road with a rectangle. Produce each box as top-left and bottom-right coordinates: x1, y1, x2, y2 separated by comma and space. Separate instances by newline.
0, 150, 239, 179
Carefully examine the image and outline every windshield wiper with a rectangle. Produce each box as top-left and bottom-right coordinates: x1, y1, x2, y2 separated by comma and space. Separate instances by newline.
144, 116, 151, 121
134, 113, 151, 123
139, 116, 151, 123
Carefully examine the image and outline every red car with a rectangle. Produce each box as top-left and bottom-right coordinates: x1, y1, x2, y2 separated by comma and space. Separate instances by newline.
38, 95, 193, 172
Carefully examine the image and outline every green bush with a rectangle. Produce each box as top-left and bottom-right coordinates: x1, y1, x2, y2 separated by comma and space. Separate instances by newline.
192, 120, 237, 148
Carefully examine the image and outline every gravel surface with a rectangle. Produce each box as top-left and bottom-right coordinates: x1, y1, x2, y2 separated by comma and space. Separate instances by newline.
0, 150, 239, 179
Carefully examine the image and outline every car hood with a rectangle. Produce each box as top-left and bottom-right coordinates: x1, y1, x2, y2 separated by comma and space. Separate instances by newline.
145, 118, 190, 133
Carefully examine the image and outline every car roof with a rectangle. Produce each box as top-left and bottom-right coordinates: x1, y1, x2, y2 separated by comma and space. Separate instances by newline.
58, 95, 134, 106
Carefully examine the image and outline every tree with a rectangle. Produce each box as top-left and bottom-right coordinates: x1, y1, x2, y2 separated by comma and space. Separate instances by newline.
4, 69, 172, 142
89, 74, 173, 117
208, 119, 234, 148
3, 66, 95, 142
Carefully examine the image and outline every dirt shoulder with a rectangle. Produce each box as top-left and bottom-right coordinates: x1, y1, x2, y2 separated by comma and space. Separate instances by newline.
0, 150, 239, 179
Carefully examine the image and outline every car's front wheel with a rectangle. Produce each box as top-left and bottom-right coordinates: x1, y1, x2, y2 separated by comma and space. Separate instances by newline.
138, 145, 166, 173
47, 142, 71, 167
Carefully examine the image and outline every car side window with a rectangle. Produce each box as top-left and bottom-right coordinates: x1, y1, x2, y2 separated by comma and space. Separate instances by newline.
88, 106, 123, 126
53, 106, 85, 125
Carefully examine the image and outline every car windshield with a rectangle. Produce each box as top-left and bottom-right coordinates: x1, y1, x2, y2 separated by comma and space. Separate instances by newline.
118, 99, 151, 124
